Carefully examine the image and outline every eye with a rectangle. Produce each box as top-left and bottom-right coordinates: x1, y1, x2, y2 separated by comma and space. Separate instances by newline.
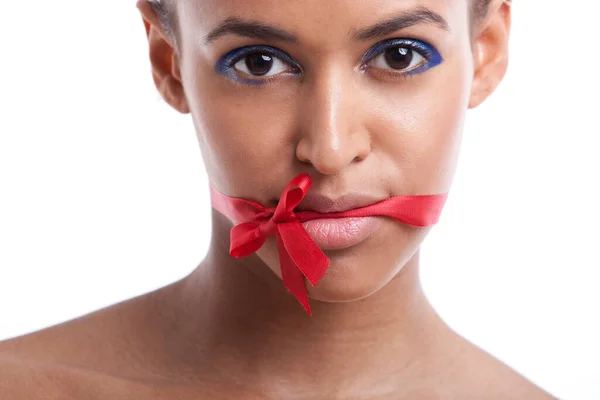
369, 46, 425, 73
233, 52, 289, 77
361, 38, 443, 78
216, 45, 301, 86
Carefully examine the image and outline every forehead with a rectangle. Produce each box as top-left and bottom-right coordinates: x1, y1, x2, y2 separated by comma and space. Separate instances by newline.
177, 0, 470, 46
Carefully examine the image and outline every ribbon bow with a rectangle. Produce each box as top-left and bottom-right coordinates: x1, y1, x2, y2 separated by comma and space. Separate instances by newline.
209, 173, 448, 315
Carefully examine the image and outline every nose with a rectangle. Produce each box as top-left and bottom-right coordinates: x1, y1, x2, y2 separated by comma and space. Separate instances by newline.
295, 65, 371, 175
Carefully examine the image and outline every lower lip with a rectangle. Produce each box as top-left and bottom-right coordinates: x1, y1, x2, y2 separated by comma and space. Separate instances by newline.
300, 217, 381, 250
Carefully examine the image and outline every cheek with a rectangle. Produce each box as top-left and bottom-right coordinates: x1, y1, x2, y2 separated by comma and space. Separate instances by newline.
370, 56, 473, 194
182, 54, 299, 193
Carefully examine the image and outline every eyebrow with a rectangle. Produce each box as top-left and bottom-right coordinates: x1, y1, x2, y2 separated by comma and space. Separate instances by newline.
205, 17, 298, 44
352, 6, 450, 41
204, 6, 450, 45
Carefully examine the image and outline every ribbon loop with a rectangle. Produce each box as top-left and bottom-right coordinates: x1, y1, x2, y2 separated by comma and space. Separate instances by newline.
230, 221, 267, 258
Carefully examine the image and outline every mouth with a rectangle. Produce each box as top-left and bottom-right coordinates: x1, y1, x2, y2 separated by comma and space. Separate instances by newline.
300, 216, 382, 250
273, 190, 387, 250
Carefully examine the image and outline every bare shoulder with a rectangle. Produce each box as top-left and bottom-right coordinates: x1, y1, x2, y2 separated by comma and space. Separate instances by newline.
0, 280, 180, 368
0, 352, 102, 399
0, 351, 169, 399
0, 283, 183, 398
474, 359, 557, 399
0, 297, 138, 367
0, 352, 56, 398
445, 335, 558, 399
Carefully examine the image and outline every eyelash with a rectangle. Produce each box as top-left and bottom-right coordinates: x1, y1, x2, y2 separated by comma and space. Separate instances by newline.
215, 38, 443, 86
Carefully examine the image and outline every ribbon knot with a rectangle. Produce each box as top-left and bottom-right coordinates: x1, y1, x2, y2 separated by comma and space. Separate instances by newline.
209, 173, 449, 316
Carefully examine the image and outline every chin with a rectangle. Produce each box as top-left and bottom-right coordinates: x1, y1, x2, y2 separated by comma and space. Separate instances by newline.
306, 273, 391, 303
303, 256, 400, 303
256, 221, 428, 305
305, 227, 425, 304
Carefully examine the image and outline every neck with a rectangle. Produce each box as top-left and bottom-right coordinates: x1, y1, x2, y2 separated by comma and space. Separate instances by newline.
168, 209, 457, 397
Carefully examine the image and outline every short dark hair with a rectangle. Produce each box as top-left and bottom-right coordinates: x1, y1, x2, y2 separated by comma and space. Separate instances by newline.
473, 0, 493, 21
149, 0, 176, 41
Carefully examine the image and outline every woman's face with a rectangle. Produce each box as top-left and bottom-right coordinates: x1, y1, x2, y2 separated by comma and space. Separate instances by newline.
141, 0, 508, 302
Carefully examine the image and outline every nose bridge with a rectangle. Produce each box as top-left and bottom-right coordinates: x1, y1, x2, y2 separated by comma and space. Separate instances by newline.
296, 63, 370, 175
310, 66, 345, 138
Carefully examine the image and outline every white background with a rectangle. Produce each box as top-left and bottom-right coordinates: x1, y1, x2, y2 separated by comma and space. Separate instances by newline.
1, 1, 599, 399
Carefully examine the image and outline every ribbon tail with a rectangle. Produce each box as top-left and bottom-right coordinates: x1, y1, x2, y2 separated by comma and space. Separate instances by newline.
276, 233, 312, 315
277, 222, 330, 286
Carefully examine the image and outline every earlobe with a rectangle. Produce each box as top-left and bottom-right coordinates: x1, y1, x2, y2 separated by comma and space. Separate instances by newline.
136, 0, 190, 114
468, 0, 512, 109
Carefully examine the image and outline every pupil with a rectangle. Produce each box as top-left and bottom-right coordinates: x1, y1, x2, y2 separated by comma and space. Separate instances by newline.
246, 54, 273, 76
384, 47, 412, 69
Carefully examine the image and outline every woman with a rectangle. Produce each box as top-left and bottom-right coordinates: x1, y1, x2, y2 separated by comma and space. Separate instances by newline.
0, 0, 557, 398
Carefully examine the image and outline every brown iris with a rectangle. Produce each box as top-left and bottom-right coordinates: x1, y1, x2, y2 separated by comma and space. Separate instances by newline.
245, 53, 274, 76
384, 46, 413, 70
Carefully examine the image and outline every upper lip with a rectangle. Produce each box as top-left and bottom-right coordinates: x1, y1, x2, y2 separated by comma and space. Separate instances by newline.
295, 193, 386, 214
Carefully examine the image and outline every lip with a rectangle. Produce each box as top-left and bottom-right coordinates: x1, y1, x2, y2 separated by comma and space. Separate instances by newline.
301, 217, 381, 250
296, 193, 386, 214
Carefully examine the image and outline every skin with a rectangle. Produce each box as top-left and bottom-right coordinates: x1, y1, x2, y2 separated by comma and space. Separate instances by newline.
0, 0, 558, 398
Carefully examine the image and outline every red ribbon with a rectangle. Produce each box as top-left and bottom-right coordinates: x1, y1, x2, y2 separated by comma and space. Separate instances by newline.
209, 173, 448, 315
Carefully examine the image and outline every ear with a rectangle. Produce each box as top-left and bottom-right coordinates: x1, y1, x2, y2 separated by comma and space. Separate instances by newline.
136, 0, 190, 114
468, 0, 512, 109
